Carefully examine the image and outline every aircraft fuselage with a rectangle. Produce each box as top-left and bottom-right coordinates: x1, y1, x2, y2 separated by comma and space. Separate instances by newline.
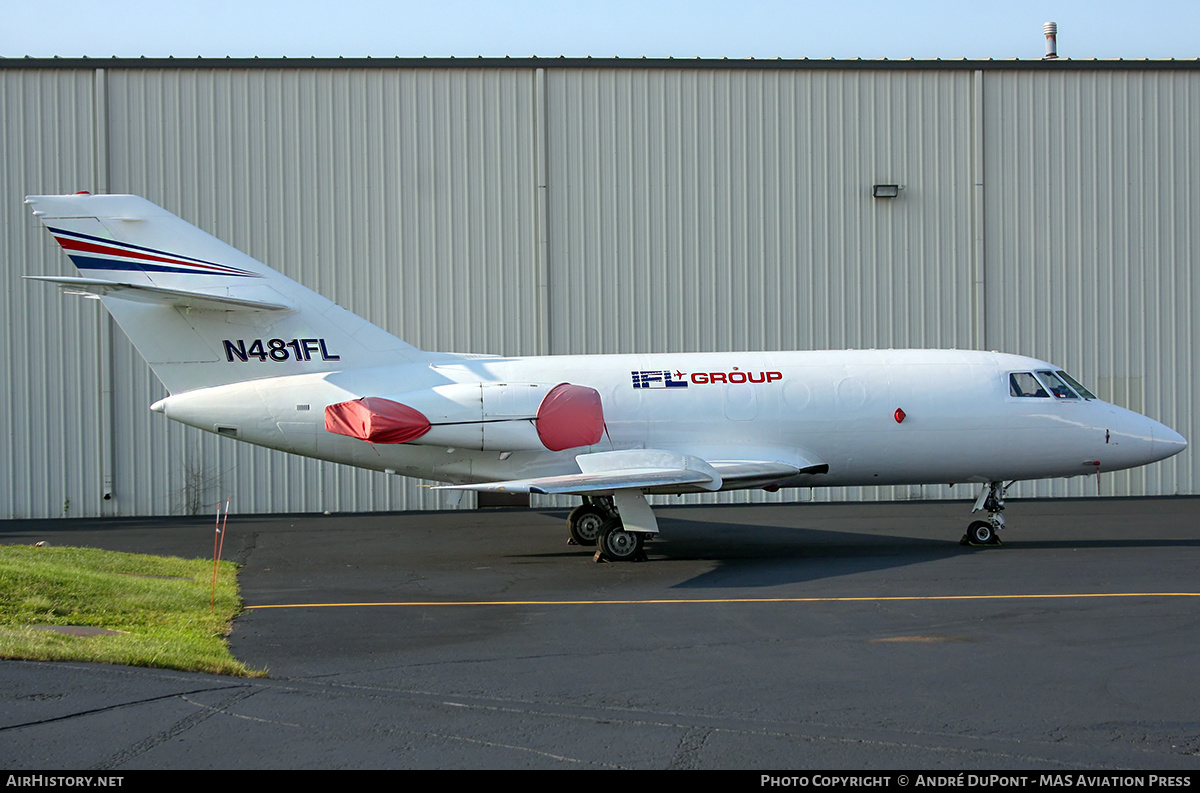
153, 348, 1183, 492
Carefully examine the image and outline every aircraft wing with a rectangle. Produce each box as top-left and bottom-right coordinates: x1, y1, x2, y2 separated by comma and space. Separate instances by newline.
435, 448, 827, 496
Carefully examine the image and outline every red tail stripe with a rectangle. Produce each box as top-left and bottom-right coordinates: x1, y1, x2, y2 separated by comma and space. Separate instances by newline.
55, 236, 245, 274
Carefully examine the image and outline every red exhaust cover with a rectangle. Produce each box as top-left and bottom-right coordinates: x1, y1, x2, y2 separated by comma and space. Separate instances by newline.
536, 383, 604, 451
324, 397, 431, 444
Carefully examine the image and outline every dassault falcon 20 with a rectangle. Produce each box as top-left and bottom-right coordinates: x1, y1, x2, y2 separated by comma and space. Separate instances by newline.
25, 193, 1187, 560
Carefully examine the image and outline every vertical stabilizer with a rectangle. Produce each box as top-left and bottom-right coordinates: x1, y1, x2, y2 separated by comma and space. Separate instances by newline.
26, 194, 432, 393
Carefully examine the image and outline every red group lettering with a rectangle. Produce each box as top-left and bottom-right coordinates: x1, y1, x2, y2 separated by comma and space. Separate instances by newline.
690, 371, 782, 384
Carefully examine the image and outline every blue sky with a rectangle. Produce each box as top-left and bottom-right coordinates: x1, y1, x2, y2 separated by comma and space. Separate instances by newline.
2, 0, 1197, 60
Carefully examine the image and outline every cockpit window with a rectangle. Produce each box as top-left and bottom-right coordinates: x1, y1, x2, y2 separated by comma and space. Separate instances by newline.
1010, 372, 1049, 398
1035, 370, 1079, 399
1056, 370, 1097, 400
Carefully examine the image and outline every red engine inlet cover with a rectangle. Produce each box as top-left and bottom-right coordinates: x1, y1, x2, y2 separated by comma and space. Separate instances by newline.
324, 397, 431, 444
536, 383, 605, 451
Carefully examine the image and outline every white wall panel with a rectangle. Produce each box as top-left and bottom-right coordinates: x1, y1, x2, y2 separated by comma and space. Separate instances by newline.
0, 69, 102, 519
544, 68, 977, 357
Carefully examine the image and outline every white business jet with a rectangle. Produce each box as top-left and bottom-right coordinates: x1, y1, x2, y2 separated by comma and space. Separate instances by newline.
25, 193, 1187, 560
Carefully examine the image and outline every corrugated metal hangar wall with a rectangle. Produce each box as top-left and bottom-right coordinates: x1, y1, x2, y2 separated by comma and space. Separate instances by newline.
2, 58, 1196, 519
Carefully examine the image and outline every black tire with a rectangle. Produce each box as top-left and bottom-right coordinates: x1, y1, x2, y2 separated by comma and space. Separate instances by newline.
596, 517, 645, 562
966, 520, 994, 545
567, 504, 607, 547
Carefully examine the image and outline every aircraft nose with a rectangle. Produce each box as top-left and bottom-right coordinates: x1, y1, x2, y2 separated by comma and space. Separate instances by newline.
1152, 422, 1188, 463
1103, 408, 1187, 471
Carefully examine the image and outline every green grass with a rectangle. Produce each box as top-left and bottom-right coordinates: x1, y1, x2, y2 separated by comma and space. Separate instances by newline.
0, 544, 264, 677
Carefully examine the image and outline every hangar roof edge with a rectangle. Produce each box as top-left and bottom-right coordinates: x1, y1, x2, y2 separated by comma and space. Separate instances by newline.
2, 55, 1199, 71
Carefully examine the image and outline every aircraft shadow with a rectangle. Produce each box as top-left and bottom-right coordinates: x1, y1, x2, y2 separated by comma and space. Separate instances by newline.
531, 511, 1200, 589
644, 516, 961, 588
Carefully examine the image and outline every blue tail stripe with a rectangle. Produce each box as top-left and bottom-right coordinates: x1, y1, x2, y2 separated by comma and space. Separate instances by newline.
67, 254, 255, 277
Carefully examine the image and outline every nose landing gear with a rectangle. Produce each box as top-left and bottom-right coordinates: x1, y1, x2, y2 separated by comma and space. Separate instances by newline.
962, 481, 1009, 546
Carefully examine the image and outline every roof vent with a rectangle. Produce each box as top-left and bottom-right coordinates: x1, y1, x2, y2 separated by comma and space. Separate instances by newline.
1043, 22, 1058, 59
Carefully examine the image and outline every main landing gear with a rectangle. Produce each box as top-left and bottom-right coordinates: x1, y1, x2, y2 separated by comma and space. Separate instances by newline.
566, 496, 611, 547
566, 495, 649, 562
595, 516, 646, 562
962, 481, 1009, 546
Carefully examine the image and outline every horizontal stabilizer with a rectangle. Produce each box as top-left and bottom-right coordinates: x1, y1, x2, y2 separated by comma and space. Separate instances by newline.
23, 276, 294, 313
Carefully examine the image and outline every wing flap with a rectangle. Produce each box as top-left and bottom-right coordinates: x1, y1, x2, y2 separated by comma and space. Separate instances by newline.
434, 468, 718, 495
709, 459, 829, 487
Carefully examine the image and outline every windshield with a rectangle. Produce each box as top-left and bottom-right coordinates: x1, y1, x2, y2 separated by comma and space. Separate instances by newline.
1009, 369, 1098, 401
1010, 372, 1049, 398
1056, 370, 1097, 400
1035, 370, 1080, 399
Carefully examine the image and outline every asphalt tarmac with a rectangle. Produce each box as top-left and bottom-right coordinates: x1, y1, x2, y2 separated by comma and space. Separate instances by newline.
3, 498, 1200, 770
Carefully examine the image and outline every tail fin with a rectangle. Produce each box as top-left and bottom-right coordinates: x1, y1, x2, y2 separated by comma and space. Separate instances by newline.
26, 193, 431, 394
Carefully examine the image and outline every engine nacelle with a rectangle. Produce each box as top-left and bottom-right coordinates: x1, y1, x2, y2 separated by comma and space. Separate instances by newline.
325, 381, 604, 452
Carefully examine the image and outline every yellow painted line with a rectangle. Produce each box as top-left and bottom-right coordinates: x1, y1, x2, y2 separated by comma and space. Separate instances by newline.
244, 592, 1200, 610
871, 635, 974, 643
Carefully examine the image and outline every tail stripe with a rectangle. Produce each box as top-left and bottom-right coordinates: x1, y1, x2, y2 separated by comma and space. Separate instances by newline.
49, 226, 256, 277
62, 254, 258, 277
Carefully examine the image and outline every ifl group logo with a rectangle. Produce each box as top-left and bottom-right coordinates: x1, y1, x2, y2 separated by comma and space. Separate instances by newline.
631, 368, 783, 389
631, 370, 689, 389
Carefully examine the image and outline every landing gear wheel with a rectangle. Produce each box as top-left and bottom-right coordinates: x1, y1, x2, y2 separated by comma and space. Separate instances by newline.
964, 480, 1009, 545
595, 518, 646, 562
963, 520, 1000, 546
567, 505, 607, 547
